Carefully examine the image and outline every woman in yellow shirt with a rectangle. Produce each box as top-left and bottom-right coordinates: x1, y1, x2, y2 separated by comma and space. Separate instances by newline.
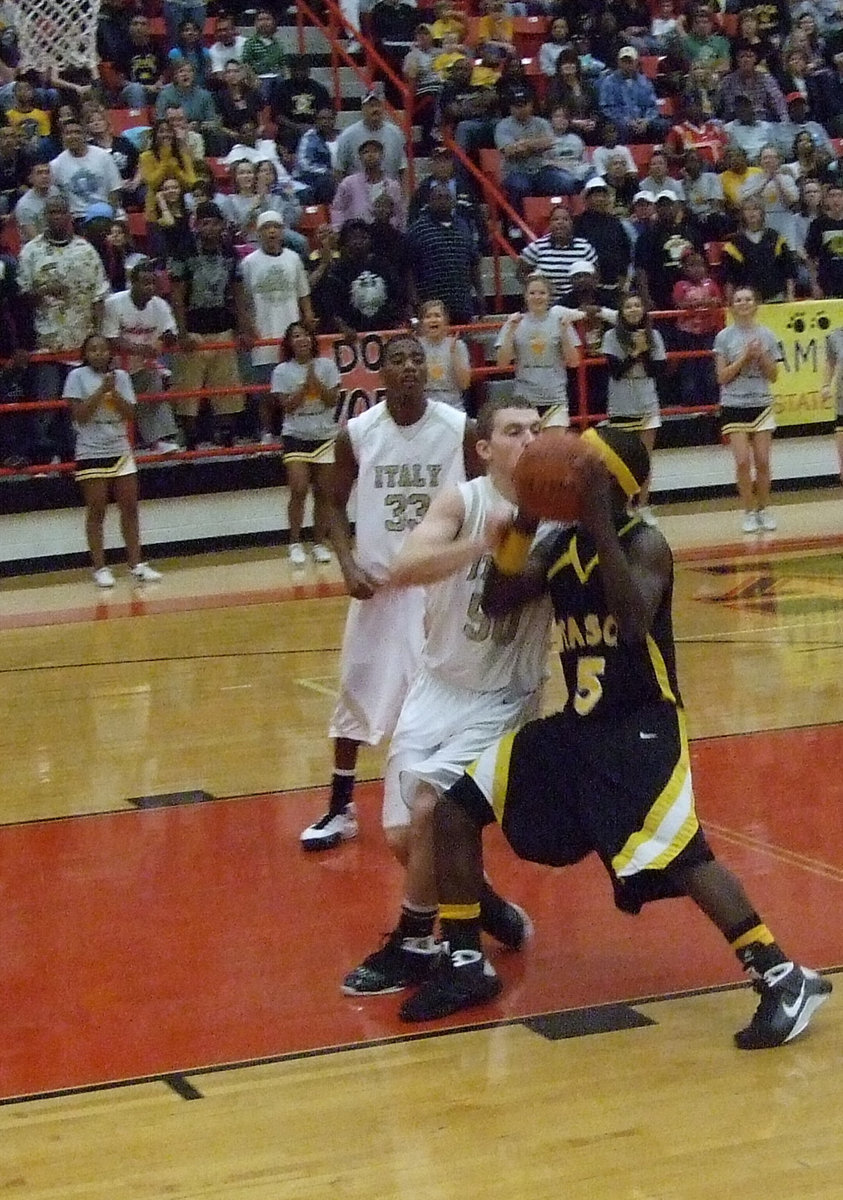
720, 145, 762, 214
138, 120, 198, 220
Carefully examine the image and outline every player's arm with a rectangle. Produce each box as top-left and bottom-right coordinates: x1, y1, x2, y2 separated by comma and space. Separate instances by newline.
389, 486, 498, 586
481, 516, 557, 616
327, 430, 379, 599
462, 417, 483, 479
579, 457, 671, 641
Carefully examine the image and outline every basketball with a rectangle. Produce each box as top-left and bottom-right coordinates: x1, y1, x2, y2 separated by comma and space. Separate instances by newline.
513, 430, 596, 522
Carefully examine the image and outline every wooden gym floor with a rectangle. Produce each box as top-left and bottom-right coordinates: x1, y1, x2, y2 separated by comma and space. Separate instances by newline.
2, 489, 843, 1200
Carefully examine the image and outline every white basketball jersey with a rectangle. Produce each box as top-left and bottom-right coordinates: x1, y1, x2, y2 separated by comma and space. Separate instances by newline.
348, 399, 467, 581
422, 475, 553, 695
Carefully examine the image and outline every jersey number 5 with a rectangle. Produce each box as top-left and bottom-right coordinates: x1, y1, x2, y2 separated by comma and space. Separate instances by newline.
560, 655, 606, 716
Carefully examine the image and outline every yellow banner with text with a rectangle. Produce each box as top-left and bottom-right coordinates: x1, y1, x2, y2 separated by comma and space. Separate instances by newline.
757, 300, 839, 427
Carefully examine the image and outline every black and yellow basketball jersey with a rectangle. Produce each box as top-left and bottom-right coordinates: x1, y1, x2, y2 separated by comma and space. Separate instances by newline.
542, 518, 682, 718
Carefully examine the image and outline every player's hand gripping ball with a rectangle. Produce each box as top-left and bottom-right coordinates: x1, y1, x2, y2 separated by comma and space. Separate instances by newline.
513, 429, 598, 522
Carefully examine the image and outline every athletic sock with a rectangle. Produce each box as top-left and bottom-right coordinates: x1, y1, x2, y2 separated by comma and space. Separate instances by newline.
397, 900, 437, 941
727, 915, 788, 976
440, 903, 483, 955
328, 769, 355, 816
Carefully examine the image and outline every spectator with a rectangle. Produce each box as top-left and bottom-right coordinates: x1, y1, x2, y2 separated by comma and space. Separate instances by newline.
733, 11, 780, 76
408, 145, 487, 249
407, 183, 484, 323
783, 129, 832, 181
813, 49, 843, 135
430, 0, 468, 45
240, 210, 314, 441
728, 0, 789, 44
518, 203, 598, 303
270, 55, 332, 146
18, 194, 109, 462
14, 161, 60, 243
495, 55, 538, 115
208, 13, 247, 77
439, 55, 500, 179
591, 117, 638, 178
650, 0, 681, 51
805, 181, 843, 297
679, 8, 731, 81
544, 103, 593, 188
604, 151, 640, 215
314, 217, 404, 334
720, 143, 763, 213
85, 105, 141, 204
64, 333, 162, 588
721, 197, 797, 300
495, 272, 581, 424
671, 246, 722, 409
640, 148, 685, 200
168, 200, 249, 449
149, 175, 195, 259
475, 0, 515, 55
574, 176, 633, 303
634, 190, 704, 310
738, 143, 799, 244
162, 0, 206, 51
417, 298, 472, 410
495, 90, 578, 219
666, 92, 730, 167
0, 253, 32, 470
253, 159, 310, 257
368, 192, 412, 313
103, 259, 181, 454
163, 103, 206, 162
682, 147, 729, 238
598, 45, 670, 143
775, 92, 834, 159
716, 44, 788, 122
220, 119, 282, 168
431, 32, 467, 82
0, 123, 33, 215
295, 107, 338, 204
403, 25, 441, 153
155, 62, 221, 153
791, 174, 823, 282
82, 203, 128, 291
625, 187, 657, 247
334, 88, 408, 183
216, 59, 264, 147
167, 18, 213, 88
539, 17, 573, 77
241, 9, 285, 95
4, 78, 51, 158
270, 321, 341, 565
138, 119, 198, 221
775, 47, 820, 114
219, 158, 303, 251
49, 118, 121, 222
331, 139, 405, 230
370, 0, 423, 80
547, 48, 600, 143
725, 93, 778, 163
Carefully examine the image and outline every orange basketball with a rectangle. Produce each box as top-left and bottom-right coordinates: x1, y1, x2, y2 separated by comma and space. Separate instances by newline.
513, 429, 596, 522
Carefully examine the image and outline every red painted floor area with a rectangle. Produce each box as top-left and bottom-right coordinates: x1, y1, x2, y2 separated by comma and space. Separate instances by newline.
4, 725, 843, 1102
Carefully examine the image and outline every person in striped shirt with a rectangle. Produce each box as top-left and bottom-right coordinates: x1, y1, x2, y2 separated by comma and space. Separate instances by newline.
518, 204, 598, 303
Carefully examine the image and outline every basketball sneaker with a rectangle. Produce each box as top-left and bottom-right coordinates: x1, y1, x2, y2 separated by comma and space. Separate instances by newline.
300, 803, 357, 851
756, 507, 778, 532
742, 511, 760, 534
311, 543, 332, 564
131, 562, 162, 582
289, 543, 307, 567
342, 931, 442, 995
93, 566, 115, 588
734, 962, 832, 1050
480, 896, 533, 950
399, 948, 502, 1022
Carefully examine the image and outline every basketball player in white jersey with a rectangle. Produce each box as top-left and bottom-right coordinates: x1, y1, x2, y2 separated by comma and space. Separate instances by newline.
300, 333, 478, 851
342, 397, 555, 995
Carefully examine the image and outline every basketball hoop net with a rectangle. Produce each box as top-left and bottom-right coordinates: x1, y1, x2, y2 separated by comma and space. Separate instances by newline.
17, 0, 101, 74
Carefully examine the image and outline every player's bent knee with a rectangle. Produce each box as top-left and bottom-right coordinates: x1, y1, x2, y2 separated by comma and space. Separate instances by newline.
383, 823, 410, 863
442, 773, 496, 830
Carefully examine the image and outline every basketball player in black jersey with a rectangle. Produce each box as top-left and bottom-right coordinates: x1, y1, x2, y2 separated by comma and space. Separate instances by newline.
399, 426, 832, 1049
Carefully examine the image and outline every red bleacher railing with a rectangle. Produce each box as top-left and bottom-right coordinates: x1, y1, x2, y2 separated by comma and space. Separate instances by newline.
0, 320, 723, 478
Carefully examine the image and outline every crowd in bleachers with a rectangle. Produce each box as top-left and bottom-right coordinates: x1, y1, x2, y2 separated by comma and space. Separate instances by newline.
0, 0, 842, 480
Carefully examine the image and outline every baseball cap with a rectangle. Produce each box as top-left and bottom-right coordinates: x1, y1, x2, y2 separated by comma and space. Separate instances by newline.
655, 189, 677, 202
509, 89, 531, 104
568, 261, 596, 276
583, 177, 609, 192
362, 84, 384, 104
785, 91, 806, 103
633, 189, 656, 204
618, 45, 638, 61
83, 201, 114, 223
431, 145, 452, 158
256, 210, 284, 228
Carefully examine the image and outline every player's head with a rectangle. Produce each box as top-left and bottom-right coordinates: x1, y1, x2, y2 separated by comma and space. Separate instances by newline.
381, 334, 427, 407
476, 396, 541, 498
581, 425, 650, 501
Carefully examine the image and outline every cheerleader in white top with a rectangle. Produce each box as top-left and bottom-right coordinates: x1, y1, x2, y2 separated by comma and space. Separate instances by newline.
418, 299, 472, 411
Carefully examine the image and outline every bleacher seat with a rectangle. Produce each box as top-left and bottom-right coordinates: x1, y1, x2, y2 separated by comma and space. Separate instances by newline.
629, 143, 656, 173
109, 108, 151, 135
705, 241, 724, 268
298, 205, 330, 244
512, 16, 550, 58
639, 56, 661, 80
126, 212, 149, 246
523, 195, 567, 233
478, 148, 502, 181
206, 158, 231, 188
523, 57, 548, 106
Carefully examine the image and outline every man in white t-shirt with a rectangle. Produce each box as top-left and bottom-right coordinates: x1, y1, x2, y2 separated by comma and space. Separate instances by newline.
208, 12, 247, 75
102, 260, 181, 453
49, 119, 122, 220
240, 210, 314, 441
